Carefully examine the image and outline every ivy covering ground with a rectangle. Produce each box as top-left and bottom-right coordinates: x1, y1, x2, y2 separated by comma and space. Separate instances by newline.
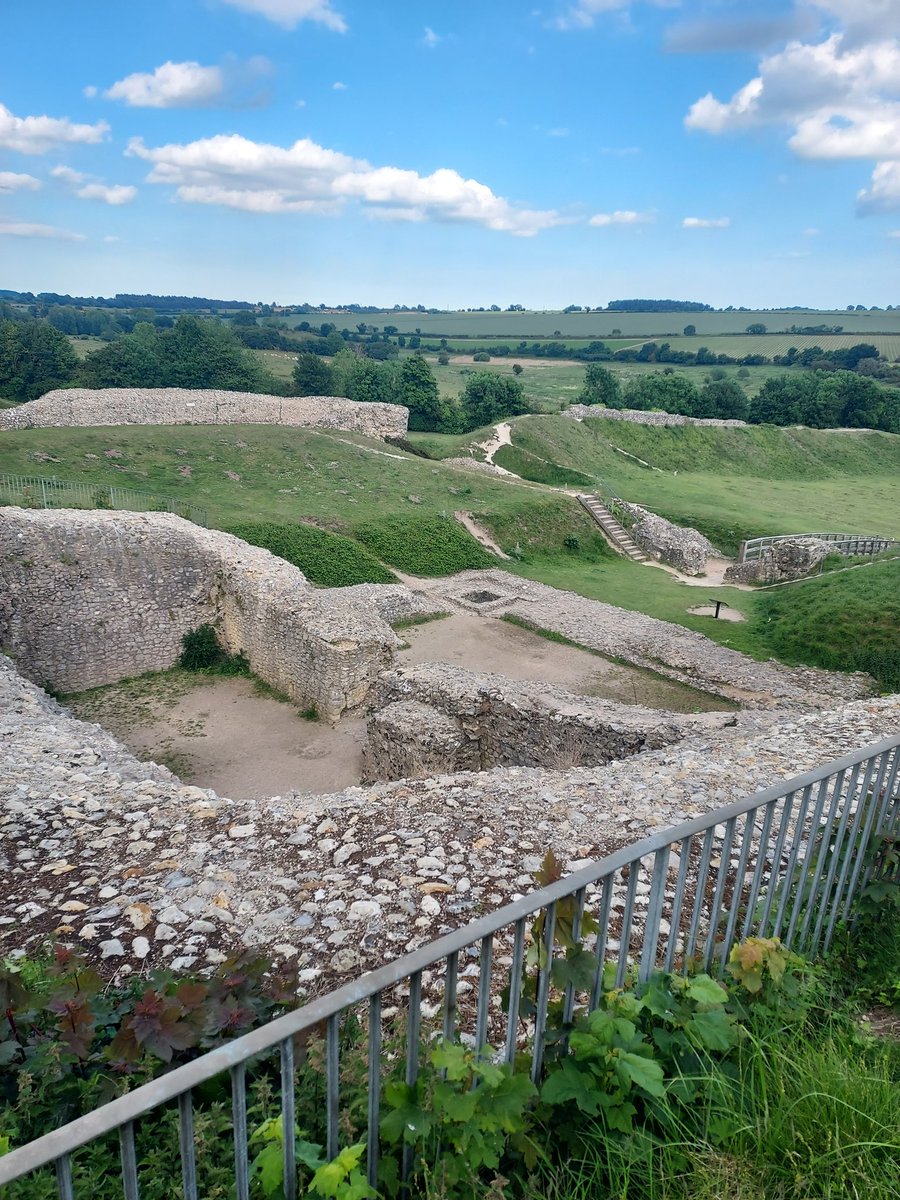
229, 521, 396, 587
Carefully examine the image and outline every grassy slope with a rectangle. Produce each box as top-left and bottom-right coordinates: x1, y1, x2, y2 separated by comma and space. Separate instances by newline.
494, 415, 900, 540
1, 420, 896, 680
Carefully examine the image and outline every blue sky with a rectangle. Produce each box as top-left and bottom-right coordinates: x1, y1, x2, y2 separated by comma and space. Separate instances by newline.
2, 0, 900, 309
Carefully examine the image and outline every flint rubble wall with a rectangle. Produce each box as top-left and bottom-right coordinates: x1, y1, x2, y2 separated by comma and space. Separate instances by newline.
565, 404, 747, 428
0, 509, 438, 720
363, 663, 734, 781
0, 388, 408, 438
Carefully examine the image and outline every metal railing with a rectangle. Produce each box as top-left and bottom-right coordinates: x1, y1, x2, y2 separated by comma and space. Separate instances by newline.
1, 736, 898, 1196
739, 531, 898, 563
0, 473, 208, 527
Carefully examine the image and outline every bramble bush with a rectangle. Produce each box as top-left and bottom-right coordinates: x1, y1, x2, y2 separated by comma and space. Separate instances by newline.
353, 515, 493, 576
229, 521, 396, 587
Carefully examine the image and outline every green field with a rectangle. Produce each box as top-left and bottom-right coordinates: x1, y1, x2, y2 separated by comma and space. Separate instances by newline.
677, 333, 900, 360
362, 308, 900, 339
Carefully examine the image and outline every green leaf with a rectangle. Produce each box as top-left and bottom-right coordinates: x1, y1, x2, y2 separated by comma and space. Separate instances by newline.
430, 1040, 470, 1082
433, 1084, 477, 1123
687, 1009, 737, 1053
541, 1059, 604, 1114
686, 975, 729, 1007
617, 1051, 666, 1098
249, 1141, 284, 1197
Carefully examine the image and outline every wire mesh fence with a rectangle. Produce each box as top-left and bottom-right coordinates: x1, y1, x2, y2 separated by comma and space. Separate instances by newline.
0, 473, 208, 528
0, 735, 897, 1197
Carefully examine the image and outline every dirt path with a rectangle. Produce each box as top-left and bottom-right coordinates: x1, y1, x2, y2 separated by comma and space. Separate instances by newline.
476, 421, 513, 464
454, 511, 511, 559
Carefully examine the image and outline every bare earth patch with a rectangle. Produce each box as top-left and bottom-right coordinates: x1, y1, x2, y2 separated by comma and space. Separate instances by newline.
66, 673, 366, 799
394, 612, 730, 712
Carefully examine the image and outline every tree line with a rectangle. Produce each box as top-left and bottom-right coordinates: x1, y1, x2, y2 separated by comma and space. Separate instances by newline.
577, 365, 900, 432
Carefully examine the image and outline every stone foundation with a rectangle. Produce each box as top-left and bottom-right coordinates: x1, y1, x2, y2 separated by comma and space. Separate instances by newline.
617, 503, 717, 575
565, 405, 747, 428
724, 537, 832, 585
362, 663, 734, 781
0, 388, 408, 438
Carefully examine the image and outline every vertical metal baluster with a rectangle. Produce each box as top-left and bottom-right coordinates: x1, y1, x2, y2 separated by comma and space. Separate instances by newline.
590, 876, 614, 1008
442, 951, 459, 1046
615, 865, 640, 988
758, 790, 799, 935
704, 818, 737, 973
504, 918, 527, 1065
837, 751, 891, 926
474, 936, 494, 1057
813, 758, 872, 954
772, 783, 816, 939
639, 851, 668, 982
367, 993, 382, 1191
721, 812, 756, 967
178, 1091, 198, 1200
794, 770, 847, 951
851, 749, 900, 907
325, 1014, 340, 1163
664, 838, 692, 973
231, 1064, 249, 1200
562, 888, 586, 1030
530, 901, 557, 1084
684, 828, 715, 963
401, 972, 423, 1187
280, 1039, 296, 1200
119, 1122, 140, 1200
55, 1154, 74, 1200
741, 802, 775, 940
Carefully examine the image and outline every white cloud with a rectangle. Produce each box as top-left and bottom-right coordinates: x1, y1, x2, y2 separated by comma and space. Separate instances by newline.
332, 81, 347, 90
127, 132, 565, 235
684, 8, 900, 213
218, 0, 346, 32
422, 27, 441, 48
682, 216, 730, 228
104, 61, 225, 108
802, 227, 821, 235
546, 127, 570, 138
51, 165, 87, 185
103, 235, 121, 243
0, 171, 41, 193
554, 1, 631, 31
589, 209, 653, 225
83, 85, 98, 99
77, 182, 137, 205
53, 164, 137, 205
0, 221, 85, 241
0, 102, 107, 154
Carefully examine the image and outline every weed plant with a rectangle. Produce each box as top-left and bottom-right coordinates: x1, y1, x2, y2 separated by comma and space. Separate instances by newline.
229, 521, 396, 587
353, 515, 493, 576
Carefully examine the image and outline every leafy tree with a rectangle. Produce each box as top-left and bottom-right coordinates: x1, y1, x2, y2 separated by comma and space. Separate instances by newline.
578, 364, 622, 408
77, 331, 165, 388
0, 318, 78, 401
158, 316, 265, 391
397, 355, 441, 430
459, 372, 527, 430
512, 363, 523, 375
623, 372, 699, 415
682, 324, 696, 336
746, 323, 767, 335
292, 352, 335, 396
748, 374, 818, 426
698, 378, 750, 421
344, 356, 397, 406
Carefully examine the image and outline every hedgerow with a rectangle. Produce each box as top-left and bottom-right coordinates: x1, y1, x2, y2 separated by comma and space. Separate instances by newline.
228, 521, 396, 587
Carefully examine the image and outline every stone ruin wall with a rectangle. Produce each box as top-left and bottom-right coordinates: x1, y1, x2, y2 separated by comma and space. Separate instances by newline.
0, 388, 409, 439
565, 404, 747, 428
362, 663, 734, 782
0, 508, 434, 721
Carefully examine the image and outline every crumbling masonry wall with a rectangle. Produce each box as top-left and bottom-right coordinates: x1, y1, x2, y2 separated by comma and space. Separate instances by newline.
362, 662, 735, 781
0, 509, 410, 720
0, 388, 408, 438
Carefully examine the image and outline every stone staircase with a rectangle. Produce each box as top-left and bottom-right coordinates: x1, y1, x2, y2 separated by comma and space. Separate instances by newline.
576, 493, 650, 563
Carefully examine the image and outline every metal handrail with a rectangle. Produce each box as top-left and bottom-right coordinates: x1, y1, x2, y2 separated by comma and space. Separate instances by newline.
739, 531, 898, 563
1, 734, 897, 1191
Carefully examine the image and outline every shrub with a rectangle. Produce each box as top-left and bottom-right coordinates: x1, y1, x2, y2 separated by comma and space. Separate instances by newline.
179, 623, 248, 674
353, 515, 493, 576
228, 521, 396, 587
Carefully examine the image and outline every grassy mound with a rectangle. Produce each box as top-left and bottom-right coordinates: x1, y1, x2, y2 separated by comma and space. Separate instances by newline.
493, 443, 596, 488
753, 559, 900, 691
477, 494, 614, 564
228, 521, 396, 587
354, 514, 493, 576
